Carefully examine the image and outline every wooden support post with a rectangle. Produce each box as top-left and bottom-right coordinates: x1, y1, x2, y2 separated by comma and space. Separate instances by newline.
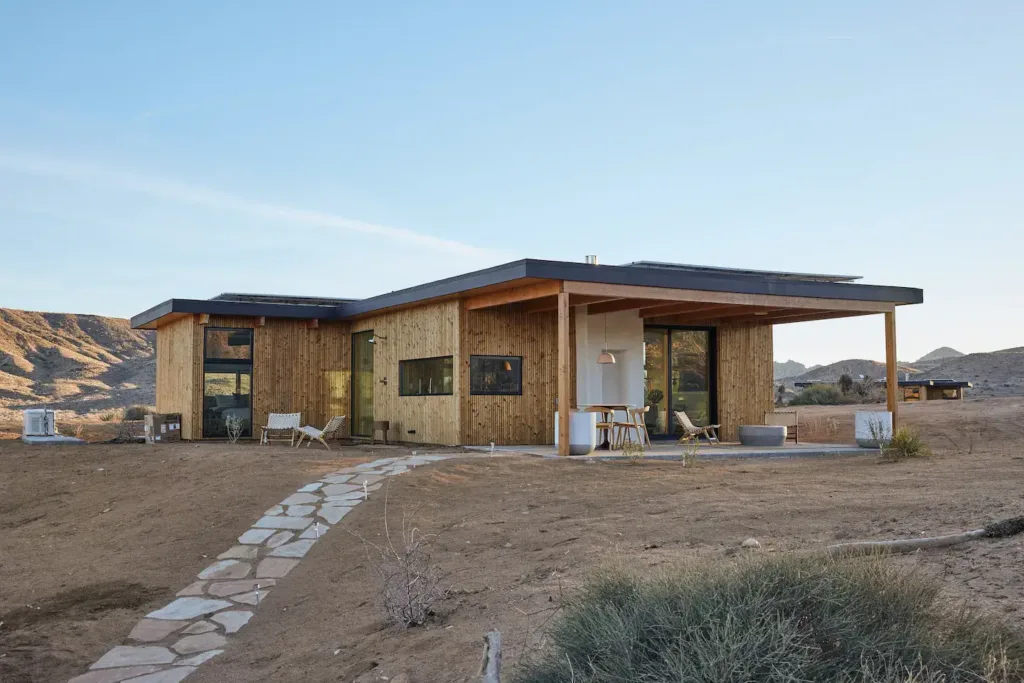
256, 316, 266, 327
198, 313, 210, 326
885, 311, 898, 430
557, 291, 571, 456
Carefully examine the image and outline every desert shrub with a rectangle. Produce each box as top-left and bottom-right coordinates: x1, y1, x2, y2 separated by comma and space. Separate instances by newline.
788, 384, 848, 406
123, 405, 153, 421
99, 411, 117, 422
622, 439, 644, 465
514, 555, 1024, 683
882, 426, 932, 461
372, 519, 445, 628
838, 373, 855, 394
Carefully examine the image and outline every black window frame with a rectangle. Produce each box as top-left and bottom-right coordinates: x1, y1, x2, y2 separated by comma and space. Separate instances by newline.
469, 355, 523, 396
398, 355, 454, 397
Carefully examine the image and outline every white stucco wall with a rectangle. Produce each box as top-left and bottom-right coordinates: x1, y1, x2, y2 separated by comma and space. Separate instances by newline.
575, 308, 645, 413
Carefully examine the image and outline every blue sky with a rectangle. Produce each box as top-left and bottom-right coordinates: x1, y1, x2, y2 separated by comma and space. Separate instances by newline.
1, 2, 1021, 366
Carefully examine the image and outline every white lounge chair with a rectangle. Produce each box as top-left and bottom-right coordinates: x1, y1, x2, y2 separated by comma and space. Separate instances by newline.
675, 410, 720, 445
294, 415, 347, 450
260, 412, 301, 446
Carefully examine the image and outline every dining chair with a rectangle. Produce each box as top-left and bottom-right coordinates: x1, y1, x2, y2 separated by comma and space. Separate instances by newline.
584, 406, 616, 447
613, 407, 648, 449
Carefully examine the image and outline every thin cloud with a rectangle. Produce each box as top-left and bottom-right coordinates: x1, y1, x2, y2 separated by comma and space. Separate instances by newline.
0, 150, 501, 258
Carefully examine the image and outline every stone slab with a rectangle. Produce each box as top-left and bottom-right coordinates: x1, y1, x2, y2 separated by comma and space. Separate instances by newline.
118, 668, 196, 683
207, 578, 276, 597
69, 665, 166, 683
323, 492, 366, 503
285, 504, 316, 517
128, 619, 189, 642
268, 539, 316, 558
182, 620, 217, 635
358, 458, 396, 469
230, 589, 270, 606
322, 499, 361, 507
147, 597, 233, 620
264, 505, 284, 515
322, 483, 361, 497
298, 482, 324, 491
351, 474, 385, 485
266, 530, 295, 548
319, 474, 353, 484
318, 506, 352, 525
253, 515, 312, 530
172, 632, 228, 654
280, 492, 320, 505
91, 646, 177, 669
256, 557, 300, 578
197, 559, 251, 580
211, 609, 254, 634
176, 581, 207, 597
218, 545, 259, 560
299, 522, 330, 539
177, 650, 223, 666
238, 528, 276, 545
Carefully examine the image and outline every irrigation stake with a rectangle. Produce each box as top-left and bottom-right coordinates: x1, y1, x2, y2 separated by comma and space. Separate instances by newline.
363, 480, 368, 500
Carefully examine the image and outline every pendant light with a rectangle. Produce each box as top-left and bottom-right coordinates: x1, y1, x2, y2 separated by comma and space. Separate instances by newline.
597, 314, 616, 364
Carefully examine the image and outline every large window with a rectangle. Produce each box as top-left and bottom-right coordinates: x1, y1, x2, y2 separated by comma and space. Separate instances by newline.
202, 327, 253, 438
399, 356, 453, 396
643, 326, 715, 437
470, 355, 522, 395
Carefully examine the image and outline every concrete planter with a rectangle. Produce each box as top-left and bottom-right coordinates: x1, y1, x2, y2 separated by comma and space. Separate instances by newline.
855, 411, 893, 448
737, 425, 787, 447
554, 411, 597, 455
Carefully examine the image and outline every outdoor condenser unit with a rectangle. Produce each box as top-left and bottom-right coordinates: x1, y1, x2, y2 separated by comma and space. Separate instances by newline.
23, 409, 57, 437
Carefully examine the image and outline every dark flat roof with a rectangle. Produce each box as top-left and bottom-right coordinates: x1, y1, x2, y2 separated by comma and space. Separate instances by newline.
132, 258, 924, 328
622, 261, 862, 283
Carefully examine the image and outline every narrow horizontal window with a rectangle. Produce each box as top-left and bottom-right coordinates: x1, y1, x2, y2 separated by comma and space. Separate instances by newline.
399, 356, 454, 396
470, 355, 522, 395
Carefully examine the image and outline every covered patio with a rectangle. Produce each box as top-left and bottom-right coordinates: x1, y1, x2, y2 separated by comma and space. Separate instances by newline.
462, 261, 920, 456
470, 441, 873, 460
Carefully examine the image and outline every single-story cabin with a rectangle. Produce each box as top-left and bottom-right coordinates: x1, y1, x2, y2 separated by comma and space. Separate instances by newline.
886, 378, 971, 402
131, 258, 923, 455
793, 378, 971, 401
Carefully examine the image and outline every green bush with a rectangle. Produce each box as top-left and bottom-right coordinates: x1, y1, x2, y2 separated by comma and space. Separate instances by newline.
514, 555, 1024, 683
788, 384, 849, 406
123, 405, 153, 421
882, 426, 932, 461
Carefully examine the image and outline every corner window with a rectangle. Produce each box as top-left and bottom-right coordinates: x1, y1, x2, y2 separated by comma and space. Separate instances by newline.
470, 355, 522, 395
399, 356, 453, 396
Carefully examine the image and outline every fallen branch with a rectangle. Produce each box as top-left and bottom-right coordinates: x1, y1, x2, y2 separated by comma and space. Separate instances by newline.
478, 630, 502, 683
827, 515, 1024, 558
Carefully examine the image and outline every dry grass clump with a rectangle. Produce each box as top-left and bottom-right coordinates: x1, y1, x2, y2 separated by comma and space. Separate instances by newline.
882, 426, 932, 461
514, 555, 1024, 683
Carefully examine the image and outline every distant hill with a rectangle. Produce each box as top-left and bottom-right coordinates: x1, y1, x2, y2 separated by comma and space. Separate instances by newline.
0, 308, 154, 418
789, 358, 916, 385
916, 347, 964, 363
927, 348, 1024, 398
774, 360, 809, 380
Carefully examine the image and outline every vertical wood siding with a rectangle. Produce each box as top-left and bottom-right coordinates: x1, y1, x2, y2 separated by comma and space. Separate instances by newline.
351, 301, 460, 445
462, 306, 561, 445
716, 323, 774, 441
155, 316, 198, 439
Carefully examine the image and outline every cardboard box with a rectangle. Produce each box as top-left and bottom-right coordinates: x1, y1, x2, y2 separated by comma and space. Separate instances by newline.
145, 413, 182, 444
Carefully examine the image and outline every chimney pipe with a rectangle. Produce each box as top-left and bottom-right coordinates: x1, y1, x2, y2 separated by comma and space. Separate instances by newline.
585, 255, 598, 265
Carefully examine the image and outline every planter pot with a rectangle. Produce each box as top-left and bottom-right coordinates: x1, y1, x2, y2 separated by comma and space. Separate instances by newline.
554, 411, 597, 455
737, 425, 787, 447
855, 411, 893, 448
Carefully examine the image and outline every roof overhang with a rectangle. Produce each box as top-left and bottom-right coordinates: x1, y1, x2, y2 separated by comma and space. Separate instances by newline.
131, 298, 341, 329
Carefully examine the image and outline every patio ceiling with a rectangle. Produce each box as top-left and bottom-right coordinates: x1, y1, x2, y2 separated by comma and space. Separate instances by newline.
461, 278, 895, 326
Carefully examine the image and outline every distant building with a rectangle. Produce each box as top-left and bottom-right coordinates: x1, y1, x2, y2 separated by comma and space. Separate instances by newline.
794, 378, 971, 401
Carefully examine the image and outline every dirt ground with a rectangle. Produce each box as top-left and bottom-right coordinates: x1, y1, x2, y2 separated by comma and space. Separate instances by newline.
2, 398, 1023, 683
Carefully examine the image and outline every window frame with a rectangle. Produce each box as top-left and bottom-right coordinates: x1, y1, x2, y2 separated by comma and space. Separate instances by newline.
469, 354, 524, 396
398, 355, 454, 397
203, 327, 254, 362
201, 327, 254, 438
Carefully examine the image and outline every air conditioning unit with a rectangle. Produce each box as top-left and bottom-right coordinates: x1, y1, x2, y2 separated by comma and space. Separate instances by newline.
23, 409, 57, 437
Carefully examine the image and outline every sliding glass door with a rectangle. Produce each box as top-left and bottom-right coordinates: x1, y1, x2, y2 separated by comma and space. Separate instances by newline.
351, 330, 374, 437
643, 327, 715, 437
202, 328, 253, 438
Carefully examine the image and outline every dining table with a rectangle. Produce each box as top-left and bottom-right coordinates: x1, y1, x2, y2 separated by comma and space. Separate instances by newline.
581, 404, 636, 450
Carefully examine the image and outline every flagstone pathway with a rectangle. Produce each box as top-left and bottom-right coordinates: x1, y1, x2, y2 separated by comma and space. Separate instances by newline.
68, 454, 453, 683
